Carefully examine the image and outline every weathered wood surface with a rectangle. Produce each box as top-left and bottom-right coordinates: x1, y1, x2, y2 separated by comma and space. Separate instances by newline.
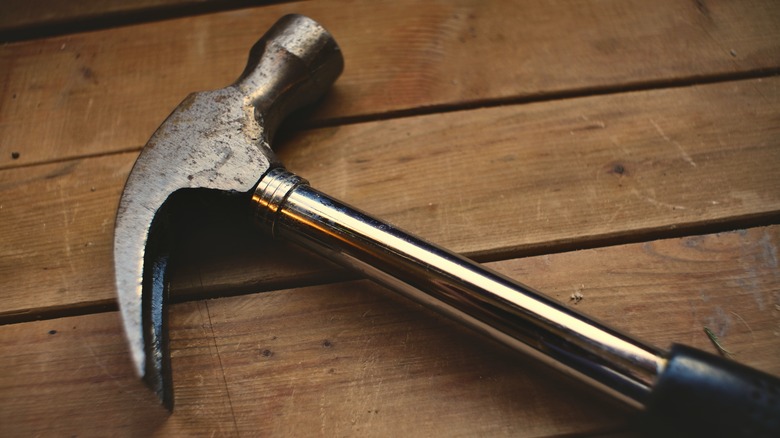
2, 227, 778, 437
2, 1, 780, 436
0, 1, 284, 42
2, 77, 779, 320
2, 0, 779, 168
1, 0, 212, 31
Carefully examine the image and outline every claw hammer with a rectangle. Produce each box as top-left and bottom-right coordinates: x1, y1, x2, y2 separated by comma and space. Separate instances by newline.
113, 15, 780, 436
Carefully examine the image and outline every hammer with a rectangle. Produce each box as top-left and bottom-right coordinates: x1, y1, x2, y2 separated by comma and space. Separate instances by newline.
114, 15, 780, 436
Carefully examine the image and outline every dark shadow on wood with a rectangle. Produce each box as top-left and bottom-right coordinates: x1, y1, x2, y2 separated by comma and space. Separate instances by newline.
1, 1, 290, 42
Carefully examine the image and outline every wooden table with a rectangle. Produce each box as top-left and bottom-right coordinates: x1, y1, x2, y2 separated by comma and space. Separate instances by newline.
1, 1, 779, 436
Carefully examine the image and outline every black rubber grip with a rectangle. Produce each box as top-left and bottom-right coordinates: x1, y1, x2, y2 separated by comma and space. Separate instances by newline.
643, 344, 780, 437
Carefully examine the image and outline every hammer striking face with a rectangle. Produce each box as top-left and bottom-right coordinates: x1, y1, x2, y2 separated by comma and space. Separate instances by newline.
113, 15, 343, 408
115, 15, 780, 436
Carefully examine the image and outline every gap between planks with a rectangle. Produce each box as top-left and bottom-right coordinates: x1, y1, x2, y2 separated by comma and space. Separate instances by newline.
1, 226, 778, 436
1, 77, 779, 323
3, 0, 780, 169
3, 219, 779, 326
0, 0, 289, 42
1, 71, 778, 173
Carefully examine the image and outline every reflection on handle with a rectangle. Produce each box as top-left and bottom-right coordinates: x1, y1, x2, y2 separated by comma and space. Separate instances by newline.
253, 168, 667, 409
253, 168, 780, 436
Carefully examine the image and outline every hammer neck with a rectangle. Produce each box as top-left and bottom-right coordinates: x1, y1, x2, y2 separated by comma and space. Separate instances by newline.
251, 167, 309, 237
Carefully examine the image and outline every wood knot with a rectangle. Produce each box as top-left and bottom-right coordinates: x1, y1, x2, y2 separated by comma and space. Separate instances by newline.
606, 162, 629, 176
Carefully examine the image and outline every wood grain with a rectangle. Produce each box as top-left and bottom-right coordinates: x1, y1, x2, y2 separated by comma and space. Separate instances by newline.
2, 77, 778, 320
3, 1, 778, 435
0, 153, 132, 319
2, 0, 211, 30
2, 226, 778, 437
2, 0, 779, 167
0, 0, 265, 38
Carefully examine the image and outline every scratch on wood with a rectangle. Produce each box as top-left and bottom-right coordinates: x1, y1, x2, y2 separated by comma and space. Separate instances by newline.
759, 229, 778, 269
59, 186, 78, 276
319, 393, 328, 435
606, 204, 625, 225
730, 311, 755, 343
631, 188, 687, 211
704, 327, 734, 358
83, 340, 117, 379
535, 198, 542, 221
649, 119, 697, 167
204, 301, 240, 434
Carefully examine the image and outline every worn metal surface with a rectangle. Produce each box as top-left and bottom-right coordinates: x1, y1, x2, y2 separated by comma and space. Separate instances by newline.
113, 14, 343, 407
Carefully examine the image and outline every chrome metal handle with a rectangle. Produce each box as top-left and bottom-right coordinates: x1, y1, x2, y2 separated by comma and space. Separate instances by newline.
252, 168, 667, 409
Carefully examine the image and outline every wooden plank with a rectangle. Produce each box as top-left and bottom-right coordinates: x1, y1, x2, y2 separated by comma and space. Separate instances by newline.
2, 0, 211, 31
0, 308, 229, 437
0, 153, 131, 319
2, 226, 778, 436
1, 77, 779, 320
0, 1, 267, 40
2, 0, 779, 168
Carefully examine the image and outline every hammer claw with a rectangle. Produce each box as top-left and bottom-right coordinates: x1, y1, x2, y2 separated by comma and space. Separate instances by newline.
142, 255, 173, 409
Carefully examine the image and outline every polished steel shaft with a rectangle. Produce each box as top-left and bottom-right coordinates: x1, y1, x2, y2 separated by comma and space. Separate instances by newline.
253, 167, 668, 409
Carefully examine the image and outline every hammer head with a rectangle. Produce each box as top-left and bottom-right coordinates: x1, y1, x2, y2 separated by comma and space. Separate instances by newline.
113, 15, 343, 409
